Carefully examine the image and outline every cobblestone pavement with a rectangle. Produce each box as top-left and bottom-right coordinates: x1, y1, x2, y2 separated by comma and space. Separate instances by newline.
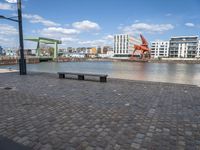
0, 72, 200, 150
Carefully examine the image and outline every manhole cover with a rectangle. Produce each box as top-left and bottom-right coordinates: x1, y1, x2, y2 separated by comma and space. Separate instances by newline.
4, 87, 12, 90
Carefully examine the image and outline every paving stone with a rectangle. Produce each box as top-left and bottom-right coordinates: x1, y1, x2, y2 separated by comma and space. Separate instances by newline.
85, 146, 94, 150
178, 141, 186, 146
0, 72, 199, 150
136, 133, 145, 139
185, 131, 192, 136
131, 143, 140, 149
146, 132, 153, 137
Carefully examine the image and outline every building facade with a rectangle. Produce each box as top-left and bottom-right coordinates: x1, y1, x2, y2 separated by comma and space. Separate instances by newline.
4, 48, 17, 56
113, 34, 141, 58
197, 41, 200, 58
169, 36, 198, 58
151, 41, 169, 58
0, 46, 3, 55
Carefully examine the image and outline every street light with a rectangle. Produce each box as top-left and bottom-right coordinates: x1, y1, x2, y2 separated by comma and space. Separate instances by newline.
0, 15, 18, 22
0, 0, 27, 75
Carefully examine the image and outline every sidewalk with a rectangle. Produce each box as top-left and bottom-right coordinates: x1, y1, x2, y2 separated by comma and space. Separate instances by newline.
0, 69, 17, 73
0, 72, 199, 150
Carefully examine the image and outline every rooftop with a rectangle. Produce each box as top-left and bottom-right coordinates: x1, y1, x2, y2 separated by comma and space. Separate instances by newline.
171, 35, 199, 39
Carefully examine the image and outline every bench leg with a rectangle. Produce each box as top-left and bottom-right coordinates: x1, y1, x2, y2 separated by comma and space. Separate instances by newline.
100, 77, 107, 82
59, 74, 65, 78
78, 75, 84, 80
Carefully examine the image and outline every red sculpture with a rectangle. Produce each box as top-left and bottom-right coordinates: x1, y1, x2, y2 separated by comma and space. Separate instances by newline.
130, 34, 150, 61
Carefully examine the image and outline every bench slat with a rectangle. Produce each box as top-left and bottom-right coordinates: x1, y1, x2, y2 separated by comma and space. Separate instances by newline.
58, 72, 107, 77
58, 72, 108, 82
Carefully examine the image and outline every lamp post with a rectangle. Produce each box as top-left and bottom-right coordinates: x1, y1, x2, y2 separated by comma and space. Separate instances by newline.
17, 0, 26, 75
0, 0, 26, 75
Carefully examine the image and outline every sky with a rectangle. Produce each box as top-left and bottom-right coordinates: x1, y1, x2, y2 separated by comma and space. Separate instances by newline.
0, 0, 200, 49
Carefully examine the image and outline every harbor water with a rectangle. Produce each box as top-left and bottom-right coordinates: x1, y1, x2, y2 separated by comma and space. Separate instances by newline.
1, 61, 200, 85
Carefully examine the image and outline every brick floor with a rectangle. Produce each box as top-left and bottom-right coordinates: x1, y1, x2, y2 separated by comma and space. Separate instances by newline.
0, 72, 200, 150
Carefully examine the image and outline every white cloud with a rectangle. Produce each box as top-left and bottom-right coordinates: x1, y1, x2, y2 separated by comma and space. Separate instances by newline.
122, 23, 174, 34
77, 34, 114, 47
0, 36, 18, 47
5, 0, 17, 3
0, 24, 18, 47
78, 35, 113, 46
23, 14, 60, 27
37, 27, 80, 45
0, 24, 18, 35
72, 20, 100, 31
61, 37, 78, 42
0, 37, 8, 43
0, 2, 14, 10
185, 22, 195, 27
79, 39, 106, 46
103, 35, 113, 40
118, 24, 124, 30
40, 27, 80, 36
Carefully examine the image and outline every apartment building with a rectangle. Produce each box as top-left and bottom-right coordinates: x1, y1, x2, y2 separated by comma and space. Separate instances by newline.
169, 36, 198, 58
113, 34, 141, 58
151, 41, 169, 58
197, 41, 200, 58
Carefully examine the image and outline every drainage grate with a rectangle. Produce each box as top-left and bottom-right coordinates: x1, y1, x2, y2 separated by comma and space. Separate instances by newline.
4, 87, 12, 90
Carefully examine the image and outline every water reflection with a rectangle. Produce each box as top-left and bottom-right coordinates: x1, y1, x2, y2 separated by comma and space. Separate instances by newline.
1, 61, 200, 85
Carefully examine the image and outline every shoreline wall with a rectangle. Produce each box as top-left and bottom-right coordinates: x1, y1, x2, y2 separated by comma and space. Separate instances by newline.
149, 58, 200, 64
1, 56, 200, 65
0, 57, 40, 65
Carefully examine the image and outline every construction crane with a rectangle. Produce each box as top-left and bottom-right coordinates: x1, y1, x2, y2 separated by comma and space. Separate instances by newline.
130, 34, 150, 61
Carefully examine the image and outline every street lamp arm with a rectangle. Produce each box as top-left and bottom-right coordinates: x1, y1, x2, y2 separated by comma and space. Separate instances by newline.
5, 17, 18, 22
0, 15, 19, 22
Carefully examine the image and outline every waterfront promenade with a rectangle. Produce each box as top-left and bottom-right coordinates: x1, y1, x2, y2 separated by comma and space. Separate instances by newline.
0, 72, 200, 150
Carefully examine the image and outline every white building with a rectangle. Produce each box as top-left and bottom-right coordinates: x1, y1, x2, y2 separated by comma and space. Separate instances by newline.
151, 41, 169, 58
5, 48, 17, 56
98, 50, 114, 58
197, 41, 200, 58
113, 34, 141, 59
169, 36, 199, 58
67, 53, 85, 58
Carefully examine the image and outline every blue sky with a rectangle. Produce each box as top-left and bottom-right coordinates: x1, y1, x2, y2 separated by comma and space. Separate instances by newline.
0, 0, 200, 48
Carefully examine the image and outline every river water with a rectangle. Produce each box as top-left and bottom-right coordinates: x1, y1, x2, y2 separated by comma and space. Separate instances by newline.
1, 61, 200, 85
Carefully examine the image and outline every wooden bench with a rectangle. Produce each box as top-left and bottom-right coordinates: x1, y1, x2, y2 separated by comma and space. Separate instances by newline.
58, 72, 108, 82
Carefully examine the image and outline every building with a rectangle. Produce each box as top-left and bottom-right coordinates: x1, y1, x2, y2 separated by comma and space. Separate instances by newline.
97, 46, 102, 54
76, 47, 87, 53
4, 48, 17, 56
68, 53, 85, 58
17, 49, 35, 56
90, 48, 97, 54
169, 36, 199, 58
0, 46, 3, 55
102, 46, 112, 54
97, 46, 114, 58
113, 34, 141, 59
151, 41, 169, 58
197, 41, 200, 58
67, 47, 73, 53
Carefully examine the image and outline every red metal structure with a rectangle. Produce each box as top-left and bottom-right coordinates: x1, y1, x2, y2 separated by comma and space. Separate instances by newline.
130, 34, 150, 61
